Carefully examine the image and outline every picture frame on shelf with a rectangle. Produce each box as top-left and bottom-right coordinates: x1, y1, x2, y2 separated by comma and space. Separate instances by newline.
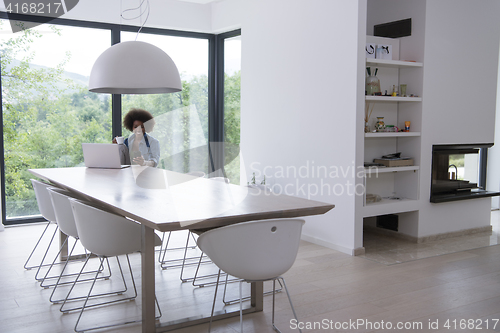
365, 43, 376, 58
375, 44, 392, 60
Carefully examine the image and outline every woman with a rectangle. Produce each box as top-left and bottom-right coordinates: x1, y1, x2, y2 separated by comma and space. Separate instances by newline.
116, 108, 160, 167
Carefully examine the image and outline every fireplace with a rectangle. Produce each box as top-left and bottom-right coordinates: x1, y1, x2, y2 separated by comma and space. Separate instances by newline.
430, 143, 500, 203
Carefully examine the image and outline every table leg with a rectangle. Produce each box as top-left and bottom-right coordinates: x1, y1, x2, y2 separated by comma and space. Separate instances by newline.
142, 225, 156, 333
251, 281, 264, 311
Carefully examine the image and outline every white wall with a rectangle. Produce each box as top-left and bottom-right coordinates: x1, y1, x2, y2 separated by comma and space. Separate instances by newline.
241, 0, 366, 254
487, 46, 500, 210
418, 0, 500, 237
354, 2, 368, 251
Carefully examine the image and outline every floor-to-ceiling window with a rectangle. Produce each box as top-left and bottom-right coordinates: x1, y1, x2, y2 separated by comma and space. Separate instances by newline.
0, 13, 237, 225
0, 21, 110, 220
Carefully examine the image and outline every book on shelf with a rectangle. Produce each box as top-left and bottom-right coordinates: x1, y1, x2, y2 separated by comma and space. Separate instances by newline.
373, 158, 413, 167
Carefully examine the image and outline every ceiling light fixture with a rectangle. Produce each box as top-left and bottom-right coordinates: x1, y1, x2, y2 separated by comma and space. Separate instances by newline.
88, 0, 182, 94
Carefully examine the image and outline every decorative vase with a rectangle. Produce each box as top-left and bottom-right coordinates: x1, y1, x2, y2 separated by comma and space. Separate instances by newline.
375, 117, 385, 132
364, 122, 370, 133
365, 67, 381, 95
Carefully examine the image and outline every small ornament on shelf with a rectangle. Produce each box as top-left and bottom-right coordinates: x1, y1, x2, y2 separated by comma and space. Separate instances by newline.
400, 84, 407, 97
404, 121, 411, 132
391, 84, 398, 97
375, 117, 385, 132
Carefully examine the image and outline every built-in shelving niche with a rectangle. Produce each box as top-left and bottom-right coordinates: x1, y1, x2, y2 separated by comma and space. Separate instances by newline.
362, 34, 424, 249
363, 211, 420, 243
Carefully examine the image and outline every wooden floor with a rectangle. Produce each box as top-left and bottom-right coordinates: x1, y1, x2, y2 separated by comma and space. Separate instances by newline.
2, 223, 500, 333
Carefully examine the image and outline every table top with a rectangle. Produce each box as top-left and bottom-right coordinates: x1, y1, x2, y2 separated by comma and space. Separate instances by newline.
29, 167, 335, 232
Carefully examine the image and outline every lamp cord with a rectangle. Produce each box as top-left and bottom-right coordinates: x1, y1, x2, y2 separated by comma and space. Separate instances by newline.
120, 0, 150, 40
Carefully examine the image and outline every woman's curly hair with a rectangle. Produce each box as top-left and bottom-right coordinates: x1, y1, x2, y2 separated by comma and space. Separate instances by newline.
123, 108, 155, 133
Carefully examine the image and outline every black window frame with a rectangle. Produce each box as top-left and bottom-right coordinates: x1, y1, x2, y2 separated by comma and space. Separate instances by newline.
0, 11, 240, 225
209, 29, 241, 176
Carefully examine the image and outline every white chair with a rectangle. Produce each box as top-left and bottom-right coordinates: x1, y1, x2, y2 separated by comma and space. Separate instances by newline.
27, 179, 60, 281
67, 199, 162, 332
197, 219, 305, 333
44, 188, 112, 302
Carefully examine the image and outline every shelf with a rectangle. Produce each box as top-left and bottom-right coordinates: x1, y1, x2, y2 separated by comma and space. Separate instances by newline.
363, 198, 419, 218
365, 96, 422, 102
365, 132, 421, 138
362, 42, 423, 220
365, 166, 419, 175
366, 58, 423, 68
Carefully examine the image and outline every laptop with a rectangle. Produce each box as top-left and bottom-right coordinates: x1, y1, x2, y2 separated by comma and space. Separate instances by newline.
82, 143, 130, 169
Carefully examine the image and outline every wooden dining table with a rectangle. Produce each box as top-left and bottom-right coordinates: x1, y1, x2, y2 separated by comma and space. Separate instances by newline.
29, 166, 335, 333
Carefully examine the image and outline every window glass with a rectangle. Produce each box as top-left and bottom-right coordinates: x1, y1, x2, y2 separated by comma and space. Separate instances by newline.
0, 21, 111, 219
449, 154, 479, 183
121, 32, 209, 173
223, 35, 241, 184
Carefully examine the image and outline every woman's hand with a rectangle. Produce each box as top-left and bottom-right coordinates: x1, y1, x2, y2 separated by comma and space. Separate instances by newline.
133, 156, 145, 166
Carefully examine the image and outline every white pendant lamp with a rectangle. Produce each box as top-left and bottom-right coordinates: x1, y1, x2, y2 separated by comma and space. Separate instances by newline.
89, 40, 182, 94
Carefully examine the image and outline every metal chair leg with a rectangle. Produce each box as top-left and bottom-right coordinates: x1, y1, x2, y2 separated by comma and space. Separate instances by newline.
60, 254, 91, 312
272, 279, 279, 333
239, 280, 244, 333
158, 231, 170, 263
160, 231, 199, 269
49, 253, 112, 303
179, 232, 192, 279
33, 225, 60, 281
74, 257, 103, 332
40, 237, 111, 291
222, 276, 282, 305
208, 269, 221, 333
74, 254, 161, 332
41, 236, 76, 288
60, 255, 130, 313
190, 251, 238, 288
271, 277, 301, 333
24, 221, 52, 270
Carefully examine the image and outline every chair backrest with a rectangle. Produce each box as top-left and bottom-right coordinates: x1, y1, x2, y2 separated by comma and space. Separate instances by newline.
197, 219, 305, 281
69, 199, 161, 257
30, 179, 57, 223
210, 177, 230, 184
47, 188, 79, 239
69, 199, 142, 257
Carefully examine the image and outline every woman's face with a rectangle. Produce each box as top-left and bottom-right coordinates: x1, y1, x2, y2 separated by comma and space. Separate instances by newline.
132, 120, 145, 136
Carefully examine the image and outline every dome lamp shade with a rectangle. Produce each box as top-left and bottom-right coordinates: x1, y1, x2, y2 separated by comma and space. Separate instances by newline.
89, 40, 182, 94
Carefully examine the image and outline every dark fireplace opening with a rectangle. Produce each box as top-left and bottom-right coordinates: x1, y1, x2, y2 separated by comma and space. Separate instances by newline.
430, 143, 500, 203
